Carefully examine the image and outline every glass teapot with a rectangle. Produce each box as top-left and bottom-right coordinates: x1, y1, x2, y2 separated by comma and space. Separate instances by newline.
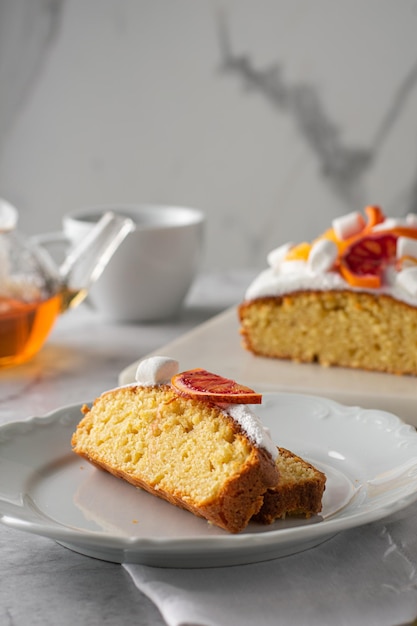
0, 199, 134, 367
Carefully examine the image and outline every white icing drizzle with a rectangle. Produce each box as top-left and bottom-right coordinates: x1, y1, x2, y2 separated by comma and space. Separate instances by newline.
223, 403, 278, 460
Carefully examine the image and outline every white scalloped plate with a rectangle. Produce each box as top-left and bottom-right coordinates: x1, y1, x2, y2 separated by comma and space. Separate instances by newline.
1, 393, 417, 568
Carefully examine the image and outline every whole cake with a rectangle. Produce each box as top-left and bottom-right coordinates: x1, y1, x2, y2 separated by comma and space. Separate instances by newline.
239, 206, 417, 375
72, 357, 326, 532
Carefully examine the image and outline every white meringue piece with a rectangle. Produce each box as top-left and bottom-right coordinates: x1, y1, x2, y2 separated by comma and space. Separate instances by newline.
0, 198, 18, 232
406, 213, 417, 227
397, 237, 417, 261
396, 267, 417, 297
332, 211, 364, 240
308, 239, 338, 274
267, 242, 294, 272
373, 217, 406, 231
135, 356, 179, 386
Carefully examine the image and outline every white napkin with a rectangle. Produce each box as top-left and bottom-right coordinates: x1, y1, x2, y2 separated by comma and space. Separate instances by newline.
124, 501, 417, 626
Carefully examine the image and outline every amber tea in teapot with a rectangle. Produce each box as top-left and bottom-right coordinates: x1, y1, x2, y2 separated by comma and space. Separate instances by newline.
0, 200, 133, 367
0, 287, 86, 367
0, 293, 60, 366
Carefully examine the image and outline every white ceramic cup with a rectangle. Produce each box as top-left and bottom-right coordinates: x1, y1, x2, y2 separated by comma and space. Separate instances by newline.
62, 204, 205, 322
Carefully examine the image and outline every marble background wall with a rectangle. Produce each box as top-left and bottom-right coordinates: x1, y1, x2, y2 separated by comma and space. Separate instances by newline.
1, 0, 417, 270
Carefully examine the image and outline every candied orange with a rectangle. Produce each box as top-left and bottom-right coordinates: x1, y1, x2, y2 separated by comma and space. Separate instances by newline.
285, 242, 311, 261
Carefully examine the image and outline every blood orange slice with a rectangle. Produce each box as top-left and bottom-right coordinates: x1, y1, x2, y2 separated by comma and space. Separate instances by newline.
171, 368, 262, 404
339, 233, 397, 288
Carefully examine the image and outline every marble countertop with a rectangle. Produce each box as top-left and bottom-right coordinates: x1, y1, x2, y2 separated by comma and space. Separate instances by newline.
0, 271, 251, 626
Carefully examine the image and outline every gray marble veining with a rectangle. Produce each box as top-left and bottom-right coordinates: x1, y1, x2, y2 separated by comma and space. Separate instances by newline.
1, 1, 417, 270
0, 0, 65, 150
217, 11, 417, 216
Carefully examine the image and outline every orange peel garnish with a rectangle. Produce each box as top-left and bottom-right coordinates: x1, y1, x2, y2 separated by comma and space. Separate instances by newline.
339, 232, 397, 288
284, 242, 311, 262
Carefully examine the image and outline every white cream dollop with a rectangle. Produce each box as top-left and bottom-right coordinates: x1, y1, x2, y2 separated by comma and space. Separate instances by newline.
332, 211, 364, 240
135, 356, 179, 386
396, 266, 417, 297
406, 213, 417, 227
397, 236, 417, 261
224, 404, 278, 460
308, 239, 338, 274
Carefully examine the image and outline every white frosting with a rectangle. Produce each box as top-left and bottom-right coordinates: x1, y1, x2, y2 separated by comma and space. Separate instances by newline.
280, 259, 308, 274
135, 356, 179, 386
246, 264, 417, 307
224, 404, 278, 460
267, 243, 294, 273
245, 210, 417, 307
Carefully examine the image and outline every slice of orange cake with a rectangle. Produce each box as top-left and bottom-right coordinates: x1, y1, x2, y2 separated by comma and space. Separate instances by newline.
72, 357, 326, 532
72, 357, 280, 533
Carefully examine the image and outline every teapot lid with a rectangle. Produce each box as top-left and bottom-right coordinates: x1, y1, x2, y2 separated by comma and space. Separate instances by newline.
0, 199, 59, 303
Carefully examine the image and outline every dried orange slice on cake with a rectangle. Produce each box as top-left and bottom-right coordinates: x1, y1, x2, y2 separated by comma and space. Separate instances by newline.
171, 368, 262, 404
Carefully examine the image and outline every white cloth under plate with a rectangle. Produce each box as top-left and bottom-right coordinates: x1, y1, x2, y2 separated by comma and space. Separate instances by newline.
124, 501, 417, 626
